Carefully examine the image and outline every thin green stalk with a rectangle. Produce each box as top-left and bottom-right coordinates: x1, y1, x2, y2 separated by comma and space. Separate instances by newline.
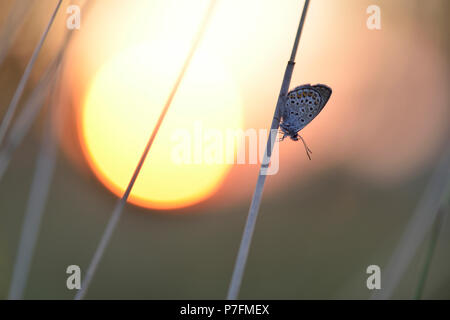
227, 0, 310, 300
0, 0, 63, 147
371, 142, 450, 299
74, 0, 218, 300
414, 202, 448, 299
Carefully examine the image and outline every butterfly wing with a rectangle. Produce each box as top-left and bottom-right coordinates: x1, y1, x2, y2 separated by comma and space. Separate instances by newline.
311, 84, 332, 112
284, 83, 332, 132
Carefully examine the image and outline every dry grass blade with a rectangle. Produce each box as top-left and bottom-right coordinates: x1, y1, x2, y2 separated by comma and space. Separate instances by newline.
414, 204, 448, 299
74, 0, 218, 300
0, 0, 33, 67
0, 0, 63, 147
0, 54, 61, 182
7, 68, 62, 299
6, 0, 92, 299
0, 18, 77, 183
226, 0, 310, 300
371, 142, 450, 299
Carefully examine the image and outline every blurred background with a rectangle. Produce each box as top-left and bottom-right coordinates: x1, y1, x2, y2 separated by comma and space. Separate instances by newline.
0, 0, 449, 299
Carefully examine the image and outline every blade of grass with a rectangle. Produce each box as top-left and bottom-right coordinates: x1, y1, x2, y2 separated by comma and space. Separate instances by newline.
0, 0, 34, 67
370, 142, 450, 299
0, 52, 61, 182
414, 201, 448, 299
0, 10, 80, 183
74, 0, 218, 300
226, 0, 310, 300
6, 1, 92, 299
0, 0, 63, 147
7, 67, 62, 300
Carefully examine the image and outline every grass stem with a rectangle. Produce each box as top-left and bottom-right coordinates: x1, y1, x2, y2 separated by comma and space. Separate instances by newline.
74, 0, 218, 300
0, 51, 62, 183
7, 68, 62, 299
6, 0, 92, 299
0, 0, 62, 147
414, 203, 448, 299
226, 0, 310, 300
0, 0, 33, 67
370, 142, 450, 299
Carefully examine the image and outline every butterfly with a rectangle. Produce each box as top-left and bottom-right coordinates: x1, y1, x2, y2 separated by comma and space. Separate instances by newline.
279, 83, 332, 160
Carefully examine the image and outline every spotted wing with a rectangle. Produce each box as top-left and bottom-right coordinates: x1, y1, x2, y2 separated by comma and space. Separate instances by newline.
284, 83, 332, 131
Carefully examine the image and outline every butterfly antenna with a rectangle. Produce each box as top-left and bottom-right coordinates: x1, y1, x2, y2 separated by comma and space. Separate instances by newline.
298, 135, 312, 160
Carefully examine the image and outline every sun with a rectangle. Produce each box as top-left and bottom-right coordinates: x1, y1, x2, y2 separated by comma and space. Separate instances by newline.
80, 41, 243, 210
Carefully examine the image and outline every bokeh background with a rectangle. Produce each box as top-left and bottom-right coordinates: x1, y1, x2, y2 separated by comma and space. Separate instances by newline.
0, 0, 449, 299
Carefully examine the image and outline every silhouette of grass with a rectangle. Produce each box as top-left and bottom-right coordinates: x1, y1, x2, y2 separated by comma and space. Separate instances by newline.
74, 0, 218, 300
414, 205, 448, 299
371, 142, 450, 299
227, 0, 310, 300
0, 0, 33, 67
5, 0, 92, 299
0, 0, 63, 147
7, 70, 62, 300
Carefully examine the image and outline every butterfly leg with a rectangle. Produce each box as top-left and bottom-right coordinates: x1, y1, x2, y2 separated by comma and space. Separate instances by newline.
298, 134, 312, 160
279, 132, 287, 142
